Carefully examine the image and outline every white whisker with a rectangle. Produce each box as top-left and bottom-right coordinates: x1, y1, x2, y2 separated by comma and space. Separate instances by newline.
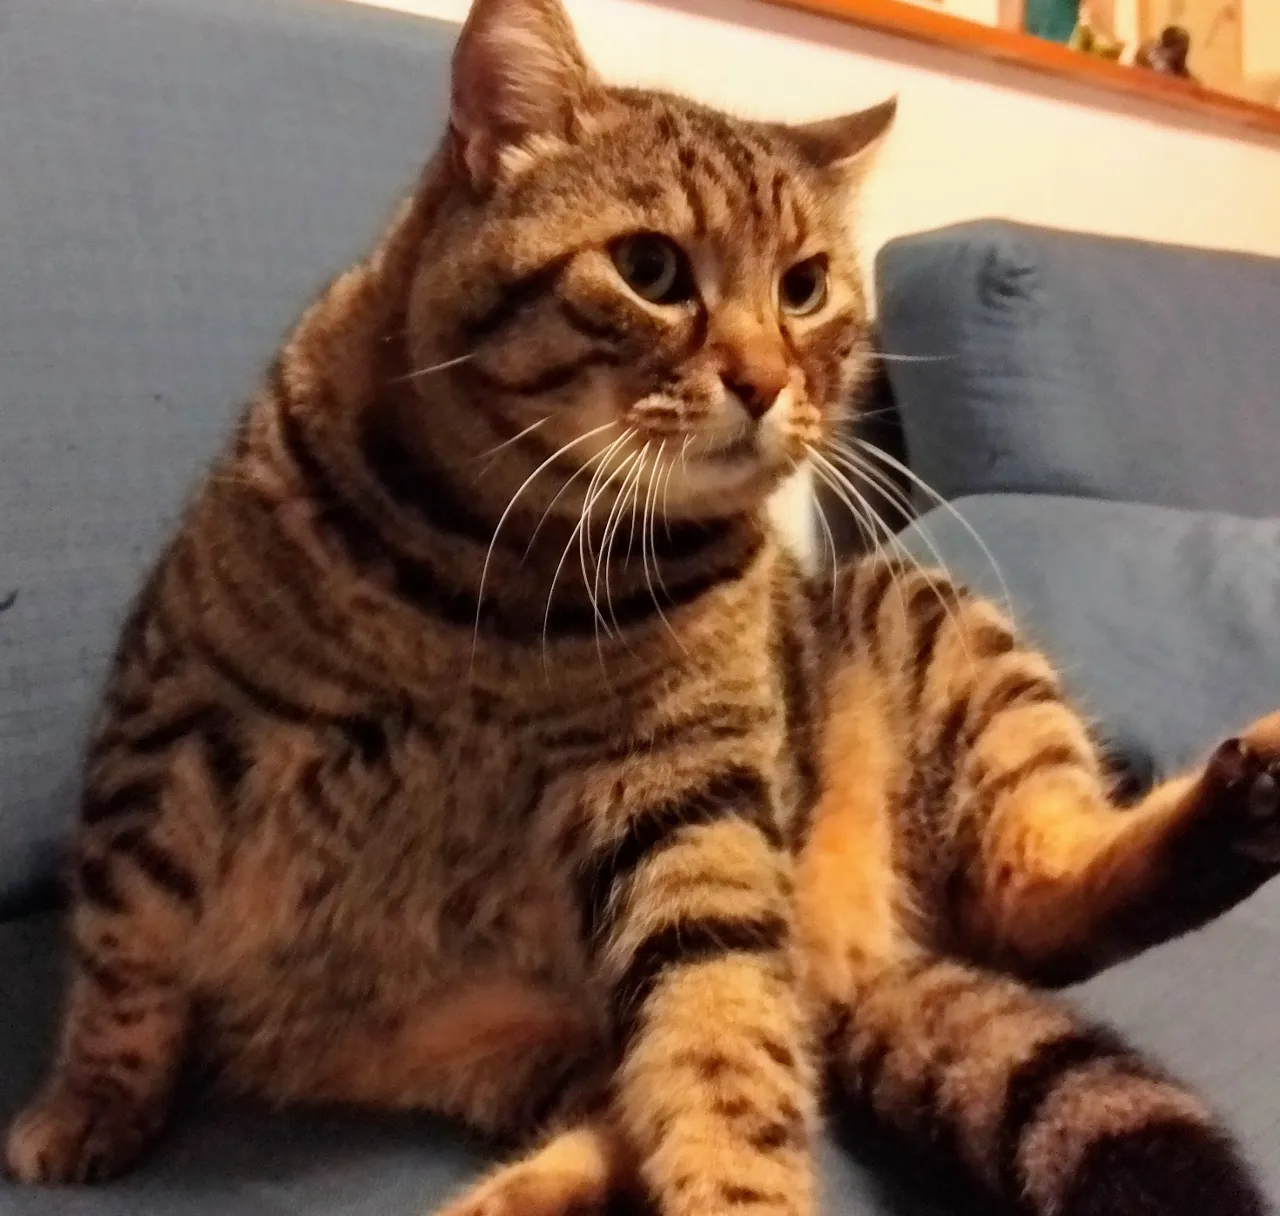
812, 446, 975, 670
806, 447, 914, 631
848, 438, 1013, 618
874, 352, 955, 364
596, 446, 647, 641
472, 421, 618, 664
589, 446, 645, 653
642, 442, 681, 648
812, 492, 840, 613
473, 415, 551, 467
578, 443, 641, 637
392, 352, 475, 383
528, 427, 630, 556
541, 440, 636, 668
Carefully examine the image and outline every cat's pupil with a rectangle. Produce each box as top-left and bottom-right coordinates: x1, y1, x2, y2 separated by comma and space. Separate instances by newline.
631, 247, 666, 288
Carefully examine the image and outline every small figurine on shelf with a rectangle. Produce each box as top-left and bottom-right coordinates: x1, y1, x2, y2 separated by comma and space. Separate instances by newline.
1071, 17, 1124, 61
1135, 25, 1196, 80
1022, 0, 1123, 59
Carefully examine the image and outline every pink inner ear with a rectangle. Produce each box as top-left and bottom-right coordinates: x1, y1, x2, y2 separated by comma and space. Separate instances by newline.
448, 0, 597, 184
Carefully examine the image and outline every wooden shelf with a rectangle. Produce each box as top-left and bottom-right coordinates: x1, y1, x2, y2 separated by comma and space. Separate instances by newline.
760, 0, 1280, 139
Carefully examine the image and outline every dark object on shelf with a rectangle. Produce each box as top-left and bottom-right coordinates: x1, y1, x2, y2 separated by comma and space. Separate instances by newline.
1136, 25, 1196, 80
1071, 20, 1124, 61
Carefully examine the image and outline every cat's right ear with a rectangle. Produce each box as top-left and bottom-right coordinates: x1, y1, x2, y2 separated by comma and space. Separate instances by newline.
449, 0, 601, 189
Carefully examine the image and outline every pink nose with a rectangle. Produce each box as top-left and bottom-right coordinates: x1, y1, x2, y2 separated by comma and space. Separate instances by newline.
722, 372, 784, 420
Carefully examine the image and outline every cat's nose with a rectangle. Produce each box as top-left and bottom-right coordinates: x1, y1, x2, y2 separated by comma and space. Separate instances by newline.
721, 365, 788, 420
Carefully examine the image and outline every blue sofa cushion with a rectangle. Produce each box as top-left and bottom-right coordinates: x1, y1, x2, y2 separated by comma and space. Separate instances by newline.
899, 493, 1280, 780
875, 221, 1280, 519
0, 0, 457, 916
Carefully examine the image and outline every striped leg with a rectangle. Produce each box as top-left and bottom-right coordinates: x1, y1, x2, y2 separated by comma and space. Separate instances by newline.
6, 894, 191, 1184
845, 555, 1280, 981
580, 766, 817, 1216
953, 694, 1280, 982
824, 958, 1265, 1216
807, 560, 1269, 1212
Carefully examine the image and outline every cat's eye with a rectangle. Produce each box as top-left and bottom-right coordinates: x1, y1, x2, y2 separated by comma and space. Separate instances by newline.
611, 234, 693, 306
778, 256, 829, 317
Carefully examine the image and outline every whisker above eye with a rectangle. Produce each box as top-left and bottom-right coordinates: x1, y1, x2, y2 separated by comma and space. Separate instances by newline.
873, 352, 955, 364
473, 415, 552, 466
840, 436, 1013, 621
392, 352, 476, 383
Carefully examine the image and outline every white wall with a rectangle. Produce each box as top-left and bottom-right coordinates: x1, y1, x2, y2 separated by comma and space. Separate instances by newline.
1245, 0, 1280, 76
898, 0, 1001, 26
348, 0, 1280, 270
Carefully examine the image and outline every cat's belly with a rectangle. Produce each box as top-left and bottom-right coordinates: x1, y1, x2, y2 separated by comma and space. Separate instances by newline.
188, 744, 601, 1084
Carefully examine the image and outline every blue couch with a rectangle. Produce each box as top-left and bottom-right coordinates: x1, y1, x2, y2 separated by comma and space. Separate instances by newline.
2, 0, 1277, 1211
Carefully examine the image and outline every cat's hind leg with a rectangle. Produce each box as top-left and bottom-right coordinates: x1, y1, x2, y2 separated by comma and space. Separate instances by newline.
822, 957, 1265, 1216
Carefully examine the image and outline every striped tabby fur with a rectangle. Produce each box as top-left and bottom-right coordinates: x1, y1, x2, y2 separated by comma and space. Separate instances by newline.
7, 1, 1279, 1213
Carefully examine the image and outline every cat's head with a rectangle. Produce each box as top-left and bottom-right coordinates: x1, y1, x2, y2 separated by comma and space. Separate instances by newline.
401, 0, 893, 525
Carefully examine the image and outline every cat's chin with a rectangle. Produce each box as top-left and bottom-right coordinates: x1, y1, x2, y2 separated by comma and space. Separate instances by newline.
674, 459, 793, 519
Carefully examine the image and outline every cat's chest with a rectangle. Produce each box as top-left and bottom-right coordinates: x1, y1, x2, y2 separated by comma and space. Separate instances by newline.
210, 705, 588, 982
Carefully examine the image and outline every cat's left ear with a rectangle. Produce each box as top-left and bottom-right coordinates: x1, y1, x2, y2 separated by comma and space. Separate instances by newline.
449, 0, 602, 188
787, 97, 898, 175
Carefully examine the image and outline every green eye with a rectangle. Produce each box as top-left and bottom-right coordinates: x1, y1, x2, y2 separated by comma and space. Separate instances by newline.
611, 234, 693, 305
779, 256, 828, 317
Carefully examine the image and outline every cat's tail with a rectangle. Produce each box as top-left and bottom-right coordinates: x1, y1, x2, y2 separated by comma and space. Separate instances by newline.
823, 957, 1267, 1216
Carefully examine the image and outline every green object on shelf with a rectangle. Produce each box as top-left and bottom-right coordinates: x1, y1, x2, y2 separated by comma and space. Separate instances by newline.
1025, 0, 1080, 43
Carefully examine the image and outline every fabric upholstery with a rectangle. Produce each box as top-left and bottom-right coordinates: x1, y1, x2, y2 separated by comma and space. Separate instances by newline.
899, 493, 1280, 779
4, 0, 1280, 1210
875, 220, 1280, 519
0, 0, 455, 915
5, 900, 1280, 1211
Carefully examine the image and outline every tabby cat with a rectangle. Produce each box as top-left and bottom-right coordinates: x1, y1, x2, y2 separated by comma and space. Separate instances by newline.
7, 1, 1280, 1213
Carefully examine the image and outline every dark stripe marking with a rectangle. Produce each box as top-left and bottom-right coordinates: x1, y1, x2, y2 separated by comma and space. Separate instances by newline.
459, 254, 574, 343
996, 1027, 1132, 1197
580, 766, 775, 939
109, 828, 201, 908
905, 578, 966, 712
547, 704, 768, 763
464, 349, 623, 397
855, 560, 902, 653
967, 670, 1061, 743
750, 1118, 806, 1153
77, 857, 126, 912
359, 404, 505, 548
719, 1186, 783, 1207
73, 947, 130, 999
974, 742, 1087, 809
615, 915, 787, 1043
559, 299, 632, 344
82, 779, 161, 826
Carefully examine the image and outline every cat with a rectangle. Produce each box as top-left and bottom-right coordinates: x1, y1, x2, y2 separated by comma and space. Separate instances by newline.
7, 1, 1280, 1214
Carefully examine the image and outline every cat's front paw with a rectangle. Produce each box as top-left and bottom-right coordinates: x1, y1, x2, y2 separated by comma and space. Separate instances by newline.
5, 1082, 160, 1184
1201, 711, 1280, 864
